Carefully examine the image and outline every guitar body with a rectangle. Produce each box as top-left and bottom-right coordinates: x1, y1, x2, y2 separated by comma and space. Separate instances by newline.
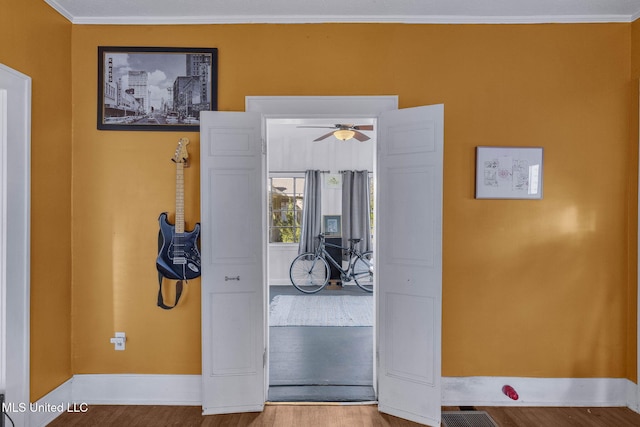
156, 212, 201, 280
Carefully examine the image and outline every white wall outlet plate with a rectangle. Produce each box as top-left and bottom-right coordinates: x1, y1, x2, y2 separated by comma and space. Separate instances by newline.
110, 332, 126, 351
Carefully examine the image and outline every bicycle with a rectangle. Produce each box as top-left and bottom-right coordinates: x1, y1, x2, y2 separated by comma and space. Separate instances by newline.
289, 233, 374, 294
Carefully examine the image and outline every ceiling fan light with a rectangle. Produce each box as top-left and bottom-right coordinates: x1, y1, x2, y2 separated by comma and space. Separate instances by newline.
334, 129, 355, 141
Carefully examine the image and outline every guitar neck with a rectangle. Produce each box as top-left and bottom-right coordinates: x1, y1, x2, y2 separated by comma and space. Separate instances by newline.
175, 161, 185, 234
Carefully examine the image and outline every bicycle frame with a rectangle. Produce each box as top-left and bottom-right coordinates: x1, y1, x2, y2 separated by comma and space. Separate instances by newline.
315, 235, 360, 281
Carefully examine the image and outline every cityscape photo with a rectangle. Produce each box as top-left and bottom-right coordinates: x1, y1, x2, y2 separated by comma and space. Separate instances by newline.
98, 47, 217, 130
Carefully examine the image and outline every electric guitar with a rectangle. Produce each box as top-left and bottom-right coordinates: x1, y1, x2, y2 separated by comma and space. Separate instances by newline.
156, 138, 201, 282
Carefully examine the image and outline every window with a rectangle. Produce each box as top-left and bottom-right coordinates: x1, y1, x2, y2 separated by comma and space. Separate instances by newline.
268, 174, 375, 243
269, 176, 305, 243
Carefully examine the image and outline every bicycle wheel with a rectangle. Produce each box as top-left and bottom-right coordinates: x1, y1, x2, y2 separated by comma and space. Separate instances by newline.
289, 253, 330, 294
352, 251, 374, 293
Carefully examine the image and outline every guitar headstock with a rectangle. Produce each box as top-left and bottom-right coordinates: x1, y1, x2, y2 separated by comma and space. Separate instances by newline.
172, 137, 190, 166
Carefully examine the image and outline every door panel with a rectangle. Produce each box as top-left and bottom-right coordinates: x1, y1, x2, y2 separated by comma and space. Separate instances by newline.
387, 167, 436, 266
377, 105, 443, 426
200, 111, 264, 415
386, 293, 436, 384
207, 169, 260, 264
208, 292, 258, 375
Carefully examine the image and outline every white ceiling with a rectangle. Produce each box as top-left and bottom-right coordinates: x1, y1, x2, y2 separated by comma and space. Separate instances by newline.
44, 0, 640, 24
268, 118, 377, 147
267, 118, 376, 171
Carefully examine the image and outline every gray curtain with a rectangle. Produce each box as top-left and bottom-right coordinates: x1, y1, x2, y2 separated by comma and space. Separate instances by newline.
298, 170, 322, 254
341, 170, 372, 253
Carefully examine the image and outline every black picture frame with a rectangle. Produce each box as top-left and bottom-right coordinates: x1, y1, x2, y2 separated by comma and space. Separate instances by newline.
97, 46, 218, 131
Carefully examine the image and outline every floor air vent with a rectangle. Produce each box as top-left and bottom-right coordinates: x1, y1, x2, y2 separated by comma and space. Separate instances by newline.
442, 411, 498, 427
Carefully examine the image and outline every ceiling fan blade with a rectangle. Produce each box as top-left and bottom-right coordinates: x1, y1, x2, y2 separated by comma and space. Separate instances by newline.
352, 131, 371, 142
297, 125, 337, 129
313, 131, 336, 142
352, 125, 374, 131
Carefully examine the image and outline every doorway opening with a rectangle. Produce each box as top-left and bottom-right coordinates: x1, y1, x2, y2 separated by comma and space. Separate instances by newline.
265, 117, 376, 402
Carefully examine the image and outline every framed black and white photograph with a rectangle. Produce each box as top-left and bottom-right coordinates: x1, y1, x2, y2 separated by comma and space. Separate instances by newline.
323, 215, 342, 237
475, 146, 544, 199
97, 46, 218, 131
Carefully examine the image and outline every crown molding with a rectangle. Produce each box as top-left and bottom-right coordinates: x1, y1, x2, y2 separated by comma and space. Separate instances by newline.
43, 0, 74, 22
42, 0, 640, 25
68, 14, 635, 25
39, 3, 638, 26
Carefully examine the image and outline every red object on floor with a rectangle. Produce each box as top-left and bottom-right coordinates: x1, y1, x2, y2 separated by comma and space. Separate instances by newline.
502, 385, 519, 400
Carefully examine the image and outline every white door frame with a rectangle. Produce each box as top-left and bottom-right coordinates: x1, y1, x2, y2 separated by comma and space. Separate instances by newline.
246, 95, 398, 397
0, 87, 6, 404
0, 63, 31, 425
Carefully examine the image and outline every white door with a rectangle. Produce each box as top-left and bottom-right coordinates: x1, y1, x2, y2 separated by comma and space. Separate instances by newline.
200, 111, 265, 415
377, 105, 444, 426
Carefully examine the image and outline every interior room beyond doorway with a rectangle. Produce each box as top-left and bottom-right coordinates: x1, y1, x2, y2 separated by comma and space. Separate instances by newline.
266, 117, 376, 402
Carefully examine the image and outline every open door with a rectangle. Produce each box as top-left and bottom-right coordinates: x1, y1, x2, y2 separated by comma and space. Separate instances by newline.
200, 111, 265, 414
377, 105, 444, 426
200, 98, 443, 424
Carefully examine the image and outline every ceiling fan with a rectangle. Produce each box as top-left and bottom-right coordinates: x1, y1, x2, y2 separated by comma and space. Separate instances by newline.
298, 124, 374, 142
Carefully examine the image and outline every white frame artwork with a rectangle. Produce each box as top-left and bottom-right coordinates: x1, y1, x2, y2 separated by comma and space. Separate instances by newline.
475, 146, 544, 199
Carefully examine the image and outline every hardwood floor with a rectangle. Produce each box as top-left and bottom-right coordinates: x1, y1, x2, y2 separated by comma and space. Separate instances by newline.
476, 406, 640, 427
46, 404, 640, 426
47, 404, 421, 426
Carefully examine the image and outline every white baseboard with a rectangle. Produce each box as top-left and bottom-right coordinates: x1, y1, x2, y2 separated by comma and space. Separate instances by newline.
70, 374, 201, 405
626, 379, 640, 412
29, 378, 73, 427
442, 376, 636, 408
34, 374, 640, 426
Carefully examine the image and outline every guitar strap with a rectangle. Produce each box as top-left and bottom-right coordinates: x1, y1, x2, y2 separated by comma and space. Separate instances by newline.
157, 272, 184, 310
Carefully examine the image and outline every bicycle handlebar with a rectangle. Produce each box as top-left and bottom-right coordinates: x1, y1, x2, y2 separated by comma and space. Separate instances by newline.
317, 233, 364, 253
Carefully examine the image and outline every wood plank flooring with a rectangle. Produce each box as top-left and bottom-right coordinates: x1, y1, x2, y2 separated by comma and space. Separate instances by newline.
46, 404, 422, 426
46, 404, 640, 426
476, 406, 640, 427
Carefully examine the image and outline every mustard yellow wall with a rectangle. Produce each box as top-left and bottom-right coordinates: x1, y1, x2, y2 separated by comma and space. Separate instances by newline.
70, 23, 636, 382
0, 1, 73, 401
1, 1, 636, 406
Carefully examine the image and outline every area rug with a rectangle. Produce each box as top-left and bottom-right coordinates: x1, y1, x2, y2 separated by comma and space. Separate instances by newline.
269, 295, 373, 327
